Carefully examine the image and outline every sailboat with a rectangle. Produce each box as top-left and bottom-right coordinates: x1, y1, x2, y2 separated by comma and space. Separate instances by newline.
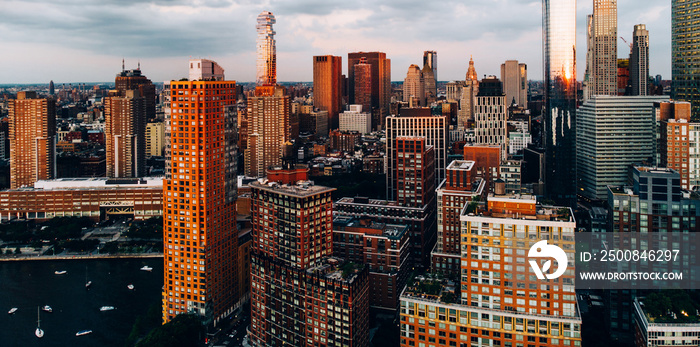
85, 266, 92, 289
35, 307, 44, 338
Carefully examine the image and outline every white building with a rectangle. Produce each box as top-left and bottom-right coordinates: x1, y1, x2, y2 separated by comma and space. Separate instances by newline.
188, 59, 225, 81
339, 105, 372, 134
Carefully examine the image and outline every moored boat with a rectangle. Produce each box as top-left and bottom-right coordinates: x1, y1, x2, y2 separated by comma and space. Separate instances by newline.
139, 266, 153, 272
54, 270, 67, 275
41, 305, 52, 313
99, 306, 115, 311
75, 330, 92, 336
8, 307, 17, 314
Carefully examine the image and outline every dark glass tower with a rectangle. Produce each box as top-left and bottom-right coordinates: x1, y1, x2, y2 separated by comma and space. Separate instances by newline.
542, 0, 577, 206
672, 0, 700, 120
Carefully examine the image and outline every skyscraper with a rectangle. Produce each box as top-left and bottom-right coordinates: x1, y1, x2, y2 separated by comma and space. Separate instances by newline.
403, 64, 425, 106
348, 52, 391, 129
576, 96, 669, 200
244, 85, 291, 177
458, 57, 479, 130
313, 55, 343, 129
421, 63, 436, 104
474, 77, 508, 160
48, 80, 54, 96
249, 179, 370, 346
422, 51, 437, 102
162, 63, 239, 326
386, 114, 447, 201
423, 50, 437, 83
500, 60, 527, 108
256, 11, 276, 86
400, 193, 582, 347
105, 89, 146, 178
630, 24, 650, 96
115, 66, 156, 120
353, 58, 372, 114
672, 0, 700, 119
9, 91, 56, 189
591, 0, 618, 96
542, 0, 577, 206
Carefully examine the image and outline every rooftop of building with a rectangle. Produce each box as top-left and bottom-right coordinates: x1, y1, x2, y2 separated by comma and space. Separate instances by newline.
306, 256, 366, 283
332, 216, 408, 240
403, 273, 460, 304
636, 292, 700, 325
447, 160, 475, 171
249, 179, 335, 198
9, 177, 164, 191
462, 194, 575, 223
403, 273, 582, 321
335, 196, 426, 210
635, 166, 678, 175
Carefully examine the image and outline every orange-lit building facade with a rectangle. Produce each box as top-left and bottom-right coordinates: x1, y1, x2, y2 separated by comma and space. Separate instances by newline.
105, 89, 146, 178
162, 78, 239, 326
313, 55, 343, 129
244, 85, 290, 177
401, 194, 581, 347
348, 52, 391, 130
431, 160, 485, 277
333, 216, 411, 310
9, 91, 56, 189
657, 101, 692, 189
464, 144, 502, 190
353, 58, 372, 119
249, 181, 370, 346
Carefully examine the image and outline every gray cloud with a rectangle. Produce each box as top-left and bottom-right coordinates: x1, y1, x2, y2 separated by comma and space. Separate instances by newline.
0, 0, 674, 83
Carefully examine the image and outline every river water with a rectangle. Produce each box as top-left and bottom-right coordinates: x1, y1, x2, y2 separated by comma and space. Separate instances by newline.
0, 257, 163, 346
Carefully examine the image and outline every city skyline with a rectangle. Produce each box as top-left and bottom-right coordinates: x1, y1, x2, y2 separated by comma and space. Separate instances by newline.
0, 0, 670, 84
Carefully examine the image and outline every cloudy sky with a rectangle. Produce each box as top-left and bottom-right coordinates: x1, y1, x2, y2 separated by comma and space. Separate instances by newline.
0, 0, 670, 84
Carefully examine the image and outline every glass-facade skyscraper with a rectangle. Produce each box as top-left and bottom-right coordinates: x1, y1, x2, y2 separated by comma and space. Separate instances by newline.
542, 0, 577, 206
672, 0, 700, 120
256, 11, 276, 86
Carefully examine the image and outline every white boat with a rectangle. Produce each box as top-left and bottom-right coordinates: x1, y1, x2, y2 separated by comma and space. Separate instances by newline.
35, 307, 44, 338
8, 308, 17, 314
75, 330, 92, 336
54, 270, 67, 275
127, 284, 134, 290
85, 266, 92, 289
99, 306, 115, 311
140, 266, 153, 272
41, 305, 52, 313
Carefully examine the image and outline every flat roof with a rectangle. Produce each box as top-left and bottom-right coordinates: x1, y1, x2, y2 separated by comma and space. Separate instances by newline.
249, 180, 335, 198
28, 177, 163, 190
447, 160, 475, 171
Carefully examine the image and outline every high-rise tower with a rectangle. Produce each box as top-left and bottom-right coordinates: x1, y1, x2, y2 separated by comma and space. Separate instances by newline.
9, 91, 56, 189
348, 52, 391, 130
256, 11, 276, 86
313, 55, 343, 129
423, 51, 437, 100
249, 179, 370, 346
353, 57, 372, 114
403, 64, 425, 106
542, 0, 577, 206
244, 85, 291, 177
500, 60, 527, 108
162, 61, 239, 326
630, 24, 650, 96
672, 0, 700, 119
104, 89, 146, 178
591, 0, 618, 96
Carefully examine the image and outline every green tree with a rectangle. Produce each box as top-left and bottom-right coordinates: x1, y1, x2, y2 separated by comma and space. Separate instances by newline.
135, 314, 204, 347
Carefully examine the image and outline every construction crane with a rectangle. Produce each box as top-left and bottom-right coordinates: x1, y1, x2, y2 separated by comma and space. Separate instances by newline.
620, 36, 632, 53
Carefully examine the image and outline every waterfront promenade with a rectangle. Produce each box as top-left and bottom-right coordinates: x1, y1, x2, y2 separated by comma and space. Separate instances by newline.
0, 252, 163, 262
